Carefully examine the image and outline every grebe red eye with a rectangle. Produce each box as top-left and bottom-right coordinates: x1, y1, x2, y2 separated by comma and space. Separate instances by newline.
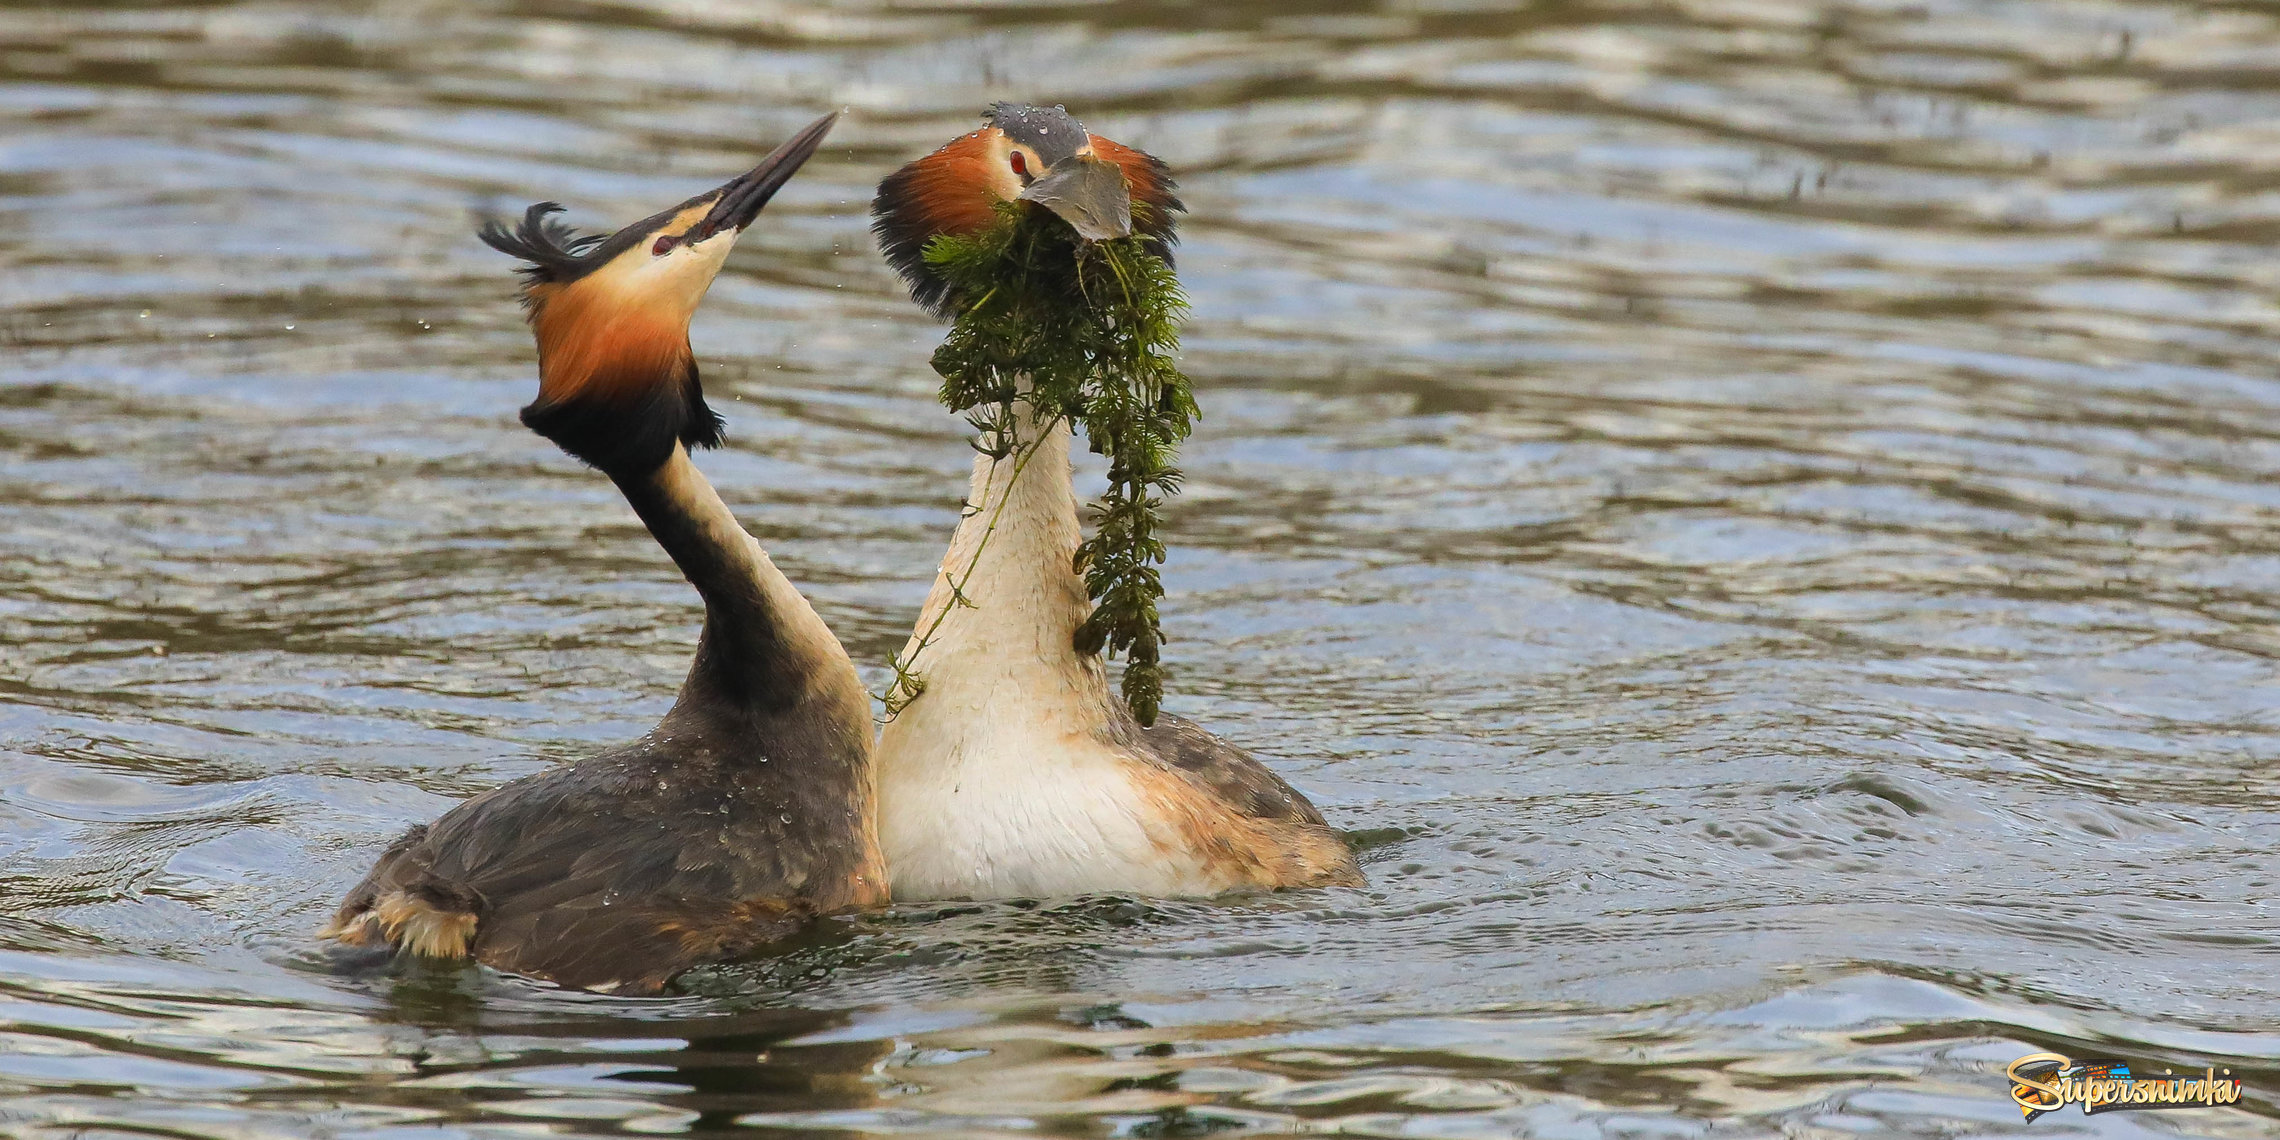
1009, 151, 1028, 177
652, 234, 677, 256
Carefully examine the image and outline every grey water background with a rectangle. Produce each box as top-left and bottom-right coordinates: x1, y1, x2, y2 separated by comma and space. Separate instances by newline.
2, 0, 2277, 1135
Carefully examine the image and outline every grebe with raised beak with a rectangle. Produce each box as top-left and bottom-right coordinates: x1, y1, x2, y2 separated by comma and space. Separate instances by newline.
326, 113, 885, 993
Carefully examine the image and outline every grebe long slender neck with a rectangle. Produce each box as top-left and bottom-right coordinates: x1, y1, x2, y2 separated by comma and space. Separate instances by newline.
869, 105, 1361, 902
896, 402, 1112, 726
620, 444, 862, 738
327, 113, 884, 994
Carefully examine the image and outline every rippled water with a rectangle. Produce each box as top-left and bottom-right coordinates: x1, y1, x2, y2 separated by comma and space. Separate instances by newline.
4, 0, 2278, 1135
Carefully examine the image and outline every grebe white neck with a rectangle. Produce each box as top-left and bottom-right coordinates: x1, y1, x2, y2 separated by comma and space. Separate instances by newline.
875, 405, 1230, 900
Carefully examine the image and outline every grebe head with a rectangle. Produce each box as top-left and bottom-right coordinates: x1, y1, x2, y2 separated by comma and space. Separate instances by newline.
479, 111, 839, 473
871, 102, 1182, 318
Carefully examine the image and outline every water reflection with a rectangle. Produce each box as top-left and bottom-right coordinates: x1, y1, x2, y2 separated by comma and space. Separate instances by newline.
4, 0, 2280, 1135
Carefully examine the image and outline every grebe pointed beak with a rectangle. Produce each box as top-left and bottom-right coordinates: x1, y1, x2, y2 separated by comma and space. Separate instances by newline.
688, 110, 841, 244
1017, 154, 1133, 241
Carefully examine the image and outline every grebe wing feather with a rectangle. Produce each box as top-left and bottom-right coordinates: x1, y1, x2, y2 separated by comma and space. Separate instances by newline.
1135, 713, 1333, 827
330, 748, 814, 992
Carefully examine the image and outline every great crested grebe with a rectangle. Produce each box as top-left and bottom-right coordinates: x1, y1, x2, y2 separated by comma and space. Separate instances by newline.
325, 112, 886, 993
867, 104, 1363, 901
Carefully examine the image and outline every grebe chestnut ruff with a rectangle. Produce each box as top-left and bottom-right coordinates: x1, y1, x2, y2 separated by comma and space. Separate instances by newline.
868, 104, 1363, 901
324, 113, 886, 993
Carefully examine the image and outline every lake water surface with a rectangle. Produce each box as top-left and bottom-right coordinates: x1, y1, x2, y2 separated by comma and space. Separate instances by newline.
3, 0, 2277, 1136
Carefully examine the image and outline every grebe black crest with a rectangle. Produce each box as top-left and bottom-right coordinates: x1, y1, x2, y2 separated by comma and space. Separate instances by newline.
325, 113, 887, 993
866, 105, 1362, 900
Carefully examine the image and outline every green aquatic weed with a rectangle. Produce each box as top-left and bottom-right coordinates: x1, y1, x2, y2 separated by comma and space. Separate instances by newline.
903, 199, 1194, 727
